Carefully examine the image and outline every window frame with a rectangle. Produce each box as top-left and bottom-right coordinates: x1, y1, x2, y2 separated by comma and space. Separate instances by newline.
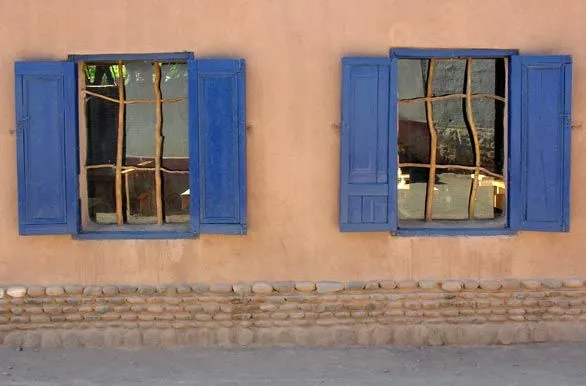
69, 52, 198, 240
390, 48, 519, 237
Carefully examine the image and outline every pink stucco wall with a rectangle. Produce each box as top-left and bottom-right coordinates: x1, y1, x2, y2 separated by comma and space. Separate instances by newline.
0, 0, 584, 285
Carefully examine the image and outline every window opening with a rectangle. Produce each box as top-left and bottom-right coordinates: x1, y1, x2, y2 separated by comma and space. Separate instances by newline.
397, 57, 507, 226
80, 60, 189, 227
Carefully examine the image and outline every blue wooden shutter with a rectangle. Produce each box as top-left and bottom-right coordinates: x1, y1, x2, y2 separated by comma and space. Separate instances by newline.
190, 59, 246, 234
510, 55, 572, 232
340, 57, 397, 232
15, 61, 78, 235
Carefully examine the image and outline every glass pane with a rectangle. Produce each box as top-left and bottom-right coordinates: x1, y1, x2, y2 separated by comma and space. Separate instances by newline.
470, 59, 501, 95
125, 61, 154, 100
398, 59, 427, 101
85, 64, 117, 88
398, 167, 429, 220
426, 59, 466, 96
433, 100, 474, 167
431, 170, 472, 220
125, 103, 156, 160
87, 168, 117, 225
472, 175, 506, 221
472, 99, 505, 174
398, 115, 430, 164
85, 92, 118, 166
161, 63, 188, 99
162, 101, 189, 168
477, 176, 506, 222
163, 173, 190, 223
125, 170, 156, 225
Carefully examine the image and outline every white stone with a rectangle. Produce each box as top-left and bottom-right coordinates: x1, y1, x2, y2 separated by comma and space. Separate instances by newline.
7, 287, 27, 298
295, 281, 316, 292
442, 280, 463, 292
233, 283, 252, 295
252, 282, 274, 294
316, 281, 344, 293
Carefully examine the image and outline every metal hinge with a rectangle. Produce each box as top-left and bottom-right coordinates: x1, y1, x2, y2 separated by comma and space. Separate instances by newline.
16, 116, 30, 134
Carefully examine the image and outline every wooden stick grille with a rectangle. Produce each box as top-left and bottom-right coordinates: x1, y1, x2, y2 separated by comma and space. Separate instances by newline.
82, 61, 189, 227
400, 58, 507, 222
115, 61, 125, 225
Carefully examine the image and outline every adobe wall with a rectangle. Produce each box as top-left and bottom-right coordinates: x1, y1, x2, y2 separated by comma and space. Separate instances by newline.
0, 0, 584, 288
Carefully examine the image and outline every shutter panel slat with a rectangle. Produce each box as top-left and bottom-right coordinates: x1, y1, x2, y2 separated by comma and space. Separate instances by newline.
193, 59, 246, 235
340, 57, 397, 232
15, 61, 78, 235
510, 55, 572, 232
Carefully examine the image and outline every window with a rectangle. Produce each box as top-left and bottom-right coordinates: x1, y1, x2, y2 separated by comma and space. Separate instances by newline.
15, 53, 247, 239
82, 60, 190, 229
340, 49, 572, 235
397, 57, 506, 228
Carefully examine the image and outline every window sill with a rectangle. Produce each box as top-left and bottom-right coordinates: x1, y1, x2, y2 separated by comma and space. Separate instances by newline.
73, 231, 197, 240
393, 228, 517, 237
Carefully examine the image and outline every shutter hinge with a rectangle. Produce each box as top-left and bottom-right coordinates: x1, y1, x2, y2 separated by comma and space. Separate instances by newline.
562, 114, 572, 130
16, 116, 30, 134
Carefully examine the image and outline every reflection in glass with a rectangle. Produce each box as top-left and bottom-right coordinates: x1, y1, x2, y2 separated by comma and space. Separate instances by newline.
397, 58, 507, 227
84, 60, 189, 228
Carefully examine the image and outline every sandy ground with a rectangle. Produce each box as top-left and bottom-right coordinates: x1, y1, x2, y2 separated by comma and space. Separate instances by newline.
0, 343, 585, 385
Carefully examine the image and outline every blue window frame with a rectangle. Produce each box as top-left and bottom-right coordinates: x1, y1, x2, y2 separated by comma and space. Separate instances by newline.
15, 53, 247, 239
340, 48, 572, 236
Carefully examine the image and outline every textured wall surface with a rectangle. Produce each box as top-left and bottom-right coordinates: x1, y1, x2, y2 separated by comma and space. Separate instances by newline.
0, 0, 585, 285
1, 278, 586, 347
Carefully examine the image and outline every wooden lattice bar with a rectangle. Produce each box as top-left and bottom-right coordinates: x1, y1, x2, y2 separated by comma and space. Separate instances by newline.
424, 59, 438, 221
83, 89, 186, 104
115, 60, 125, 226
398, 163, 504, 180
400, 93, 505, 104
465, 59, 482, 219
153, 63, 164, 225
85, 164, 189, 174
399, 57, 507, 222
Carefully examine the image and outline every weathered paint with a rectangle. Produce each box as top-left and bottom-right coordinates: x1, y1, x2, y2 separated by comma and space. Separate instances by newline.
0, 0, 585, 285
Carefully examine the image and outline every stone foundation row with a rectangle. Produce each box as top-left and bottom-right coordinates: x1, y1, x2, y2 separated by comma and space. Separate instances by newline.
3, 322, 586, 348
2, 278, 585, 298
0, 278, 585, 347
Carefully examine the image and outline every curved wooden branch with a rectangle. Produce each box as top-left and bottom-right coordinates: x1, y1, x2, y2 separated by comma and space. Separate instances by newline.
399, 93, 506, 104
86, 164, 188, 174
83, 89, 187, 104
466, 59, 482, 219
424, 59, 438, 221
115, 61, 125, 226
398, 163, 504, 180
154, 63, 164, 225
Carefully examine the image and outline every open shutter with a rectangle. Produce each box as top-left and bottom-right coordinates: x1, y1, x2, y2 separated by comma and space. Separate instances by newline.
510, 55, 572, 232
190, 59, 246, 234
340, 57, 397, 232
15, 61, 78, 235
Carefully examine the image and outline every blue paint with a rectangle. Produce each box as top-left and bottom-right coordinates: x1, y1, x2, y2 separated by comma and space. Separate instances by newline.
188, 59, 200, 234
200, 224, 246, 235
388, 57, 399, 232
68, 52, 194, 62
394, 228, 517, 237
390, 48, 519, 59
509, 55, 572, 232
15, 61, 78, 235
195, 59, 247, 232
75, 231, 197, 240
340, 57, 394, 232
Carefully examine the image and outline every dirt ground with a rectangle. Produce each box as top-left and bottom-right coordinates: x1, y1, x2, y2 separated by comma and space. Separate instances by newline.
0, 343, 584, 385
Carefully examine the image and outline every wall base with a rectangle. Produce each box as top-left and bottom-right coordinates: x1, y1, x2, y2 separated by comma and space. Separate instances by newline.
1, 278, 585, 347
